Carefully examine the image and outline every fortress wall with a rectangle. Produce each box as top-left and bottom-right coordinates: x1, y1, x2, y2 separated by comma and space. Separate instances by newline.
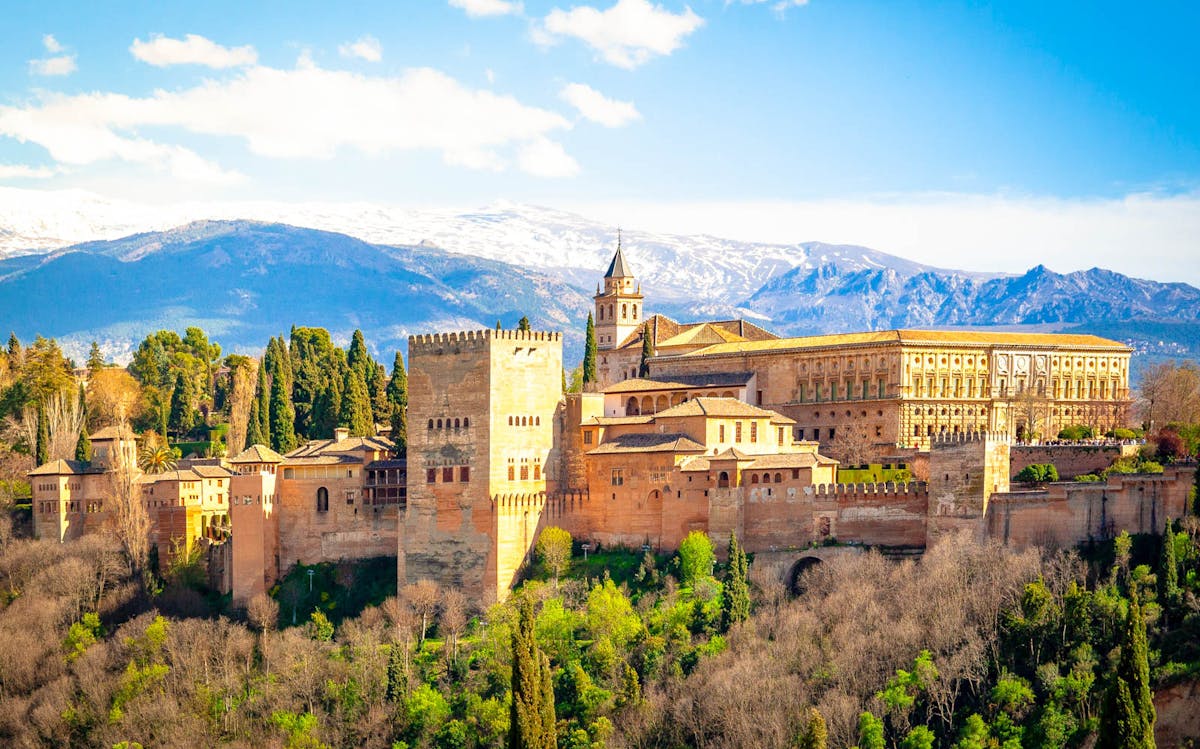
986, 465, 1192, 549
1010, 443, 1139, 479
275, 472, 398, 570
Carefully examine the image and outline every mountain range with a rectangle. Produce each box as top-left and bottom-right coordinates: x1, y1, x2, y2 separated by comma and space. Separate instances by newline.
1, 190, 1197, 380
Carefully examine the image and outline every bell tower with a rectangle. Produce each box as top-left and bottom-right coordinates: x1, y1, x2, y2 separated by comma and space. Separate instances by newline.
593, 232, 643, 351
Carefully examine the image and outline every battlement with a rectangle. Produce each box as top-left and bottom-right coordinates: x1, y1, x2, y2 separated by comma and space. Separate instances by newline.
409, 329, 563, 355
810, 481, 930, 497
930, 430, 1010, 447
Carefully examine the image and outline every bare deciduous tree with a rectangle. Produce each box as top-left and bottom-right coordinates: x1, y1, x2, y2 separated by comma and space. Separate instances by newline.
440, 588, 468, 666
105, 427, 150, 591
401, 579, 441, 645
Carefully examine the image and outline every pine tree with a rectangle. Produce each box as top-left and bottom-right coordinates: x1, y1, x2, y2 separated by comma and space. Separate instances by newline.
269, 371, 298, 453
722, 532, 751, 630
582, 313, 597, 386
386, 352, 408, 453
508, 596, 556, 749
518, 316, 531, 332
1098, 587, 1156, 749
368, 362, 390, 425
86, 341, 105, 373
1161, 522, 1180, 608
638, 322, 654, 377
35, 403, 49, 466
7, 332, 21, 363
314, 376, 342, 438
339, 369, 373, 437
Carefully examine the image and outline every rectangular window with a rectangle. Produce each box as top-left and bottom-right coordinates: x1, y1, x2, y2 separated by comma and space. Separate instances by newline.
756, 390, 763, 406
611, 469, 624, 486
583, 430, 593, 445
813, 428, 820, 440
533, 464, 541, 480
796, 428, 805, 440
828, 428, 836, 440
777, 427, 784, 446
442, 467, 454, 482
799, 383, 806, 402
426, 468, 436, 483
520, 465, 529, 480
460, 466, 470, 482
719, 424, 726, 442
508, 466, 515, 480
750, 422, 758, 442
735, 422, 743, 442
831, 382, 837, 400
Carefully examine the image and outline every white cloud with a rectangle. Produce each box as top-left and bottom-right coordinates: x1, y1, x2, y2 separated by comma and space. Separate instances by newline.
539, 0, 704, 69
339, 35, 383, 62
559, 82, 640, 127
518, 138, 580, 177
29, 34, 76, 76
449, 0, 524, 18
130, 34, 257, 68
565, 191, 1200, 287
0, 164, 56, 179
0, 60, 575, 181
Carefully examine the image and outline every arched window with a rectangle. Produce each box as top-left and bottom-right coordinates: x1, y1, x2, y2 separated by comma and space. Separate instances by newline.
763, 473, 771, 483
718, 471, 730, 488
598, 306, 604, 320
633, 305, 638, 320
751, 474, 759, 484
316, 487, 329, 512
521, 416, 527, 426
463, 417, 469, 428
535, 416, 541, 425
622, 303, 628, 319
609, 304, 614, 319
428, 419, 434, 430
775, 473, 783, 483
436, 418, 443, 428
626, 397, 639, 416
508, 416, 513, 425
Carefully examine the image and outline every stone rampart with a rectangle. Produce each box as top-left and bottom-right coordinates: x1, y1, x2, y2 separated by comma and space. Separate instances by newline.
1010, 442, 1139, 479
985, 464, 1192, 549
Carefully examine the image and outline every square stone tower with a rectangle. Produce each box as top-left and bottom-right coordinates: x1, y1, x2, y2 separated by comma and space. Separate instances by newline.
401, 329, 564, 604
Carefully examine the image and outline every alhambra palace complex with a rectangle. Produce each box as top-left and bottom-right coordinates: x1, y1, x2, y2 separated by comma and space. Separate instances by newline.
30, 246, 1192, 605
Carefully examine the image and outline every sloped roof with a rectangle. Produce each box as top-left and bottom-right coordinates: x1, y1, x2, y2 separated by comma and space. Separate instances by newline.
230, 444, 286, 463
286, 435, 394, 458
747, 453, 838, 469
29, 459, 97, 476
653, 396, 796, 423
656, 323, 746, 349
91, 425, 136, 440
668, 329, 1130, 358
587, 433, 705, 454
602, 372, 755, 394
605, 246, 634, 278
191, 465, 234, 478
614, 315, 778, 352
145, 469, 202, 482
582, 415, 656, 425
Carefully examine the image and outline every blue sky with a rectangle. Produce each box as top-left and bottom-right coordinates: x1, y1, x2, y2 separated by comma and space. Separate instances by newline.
2, 1, 1198, 282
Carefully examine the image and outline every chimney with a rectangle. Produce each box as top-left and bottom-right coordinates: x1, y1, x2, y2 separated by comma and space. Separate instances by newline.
334, 427, 349, 442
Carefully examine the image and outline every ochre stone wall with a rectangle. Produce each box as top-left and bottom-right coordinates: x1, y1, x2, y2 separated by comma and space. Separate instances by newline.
985, 465, 1191, 549
230, 469, 279, 606
1009, 443, 1139, 480
275, 470, 397, 570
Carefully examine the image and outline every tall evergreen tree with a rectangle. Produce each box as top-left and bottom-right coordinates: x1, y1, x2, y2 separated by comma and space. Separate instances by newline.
796, 707, 828, 749
339, 369, 373, 437
368, 362, 391, 425
1161, 522, 1180, 608
638, 322, 654, 377
246, 391, 265, 447
168, 371, 196, 435
35, 403, 49, 466
6, 332, 20, 360
582, 313, 597, 386
386, 352, 408, 453
314, 376, 342, 439
1099, 587, 1156, 749
347, 329, 371, 380
255, 358, 271, 443
86, 341, 105, 374
269, 370, 298, 453
75, 384, 91, 463
508, 596, 556, 749
518, 316, 531, 332
721, 532, 751, 630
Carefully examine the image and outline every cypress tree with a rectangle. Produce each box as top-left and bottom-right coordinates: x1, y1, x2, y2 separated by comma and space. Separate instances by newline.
269, 371, 298, 453
368, 362, 390, 425
168, 371, 195, 435
75, 384, 91, 463
256, 359, 271, 442
314, 376, 342, 438
35, 403, 49, 466
1099, 587, 1156, 749
6, 332, 20, 360
508, 596, 556, 749
518, 316, 531, 332
347, 329, 371, 380
638, 322, 654, 377
246, 391, 265, 447
386, 352, 408, 453
582, 313, 597, 385
338, 369, 373, 437
1161, 522, 1180, 608
722, 532, 751, 630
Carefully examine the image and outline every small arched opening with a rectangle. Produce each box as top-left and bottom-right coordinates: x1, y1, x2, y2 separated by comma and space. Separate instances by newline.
625, 397, 640, 416
316, 487, 329, 513
717, 471, 730, 488
788, 556, 824, 595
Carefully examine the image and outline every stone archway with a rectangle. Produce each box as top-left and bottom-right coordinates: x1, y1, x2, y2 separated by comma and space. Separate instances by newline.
787, 556, 824, 595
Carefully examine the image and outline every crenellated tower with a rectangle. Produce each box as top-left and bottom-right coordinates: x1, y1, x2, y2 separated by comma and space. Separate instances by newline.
593, 232, 644, 351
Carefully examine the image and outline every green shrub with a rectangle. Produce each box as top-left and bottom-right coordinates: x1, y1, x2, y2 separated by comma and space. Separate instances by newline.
1015, 463, 1059, 482
1074, 474, 1101, 483
1107, 428, 1137, 440
1057, 425, 1094, 440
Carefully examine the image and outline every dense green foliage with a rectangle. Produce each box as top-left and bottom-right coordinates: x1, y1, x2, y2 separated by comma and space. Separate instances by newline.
582, 314, 597, 386
638, 323, 653, 378
1015, 463, 1059, 482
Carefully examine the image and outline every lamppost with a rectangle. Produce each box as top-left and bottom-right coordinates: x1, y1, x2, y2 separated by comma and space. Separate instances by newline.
307, 568, 315, 593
